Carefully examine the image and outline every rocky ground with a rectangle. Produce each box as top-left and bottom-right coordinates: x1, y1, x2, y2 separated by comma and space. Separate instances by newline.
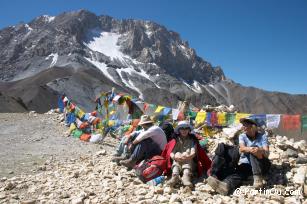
0, 112, 306, 204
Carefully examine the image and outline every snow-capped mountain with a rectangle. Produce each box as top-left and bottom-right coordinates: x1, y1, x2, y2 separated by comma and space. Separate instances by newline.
0, 10, 306, 114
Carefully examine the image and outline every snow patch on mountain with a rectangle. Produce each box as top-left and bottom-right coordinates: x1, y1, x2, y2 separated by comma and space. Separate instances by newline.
182, 80, 203, 94
116, 69, 143, 99
178, 45, 190, 59
144, 23, 153, 36
45, 53, 58, 67
193, 81, 203, 93
25, 24, 33, 31
43, 15, 55, 23
84, 30, 125, 61
84, 57, 119, 85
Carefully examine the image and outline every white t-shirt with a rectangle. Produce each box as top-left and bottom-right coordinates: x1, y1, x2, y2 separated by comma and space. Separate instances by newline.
135, 125, 167, 150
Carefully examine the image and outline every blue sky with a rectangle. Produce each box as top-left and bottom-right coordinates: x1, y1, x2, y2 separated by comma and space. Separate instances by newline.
1, 0, 306, 94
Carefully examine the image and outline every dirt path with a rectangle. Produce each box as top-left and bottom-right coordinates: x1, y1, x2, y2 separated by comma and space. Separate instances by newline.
0, 113, 115, 178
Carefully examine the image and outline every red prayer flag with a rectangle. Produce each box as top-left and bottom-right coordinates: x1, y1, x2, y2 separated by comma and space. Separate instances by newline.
281, 115, 301, 130
210, 112, 218, 127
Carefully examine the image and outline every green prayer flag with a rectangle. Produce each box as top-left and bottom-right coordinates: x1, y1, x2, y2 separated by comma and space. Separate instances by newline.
226, 113, 235, 126
188, 111, 197, 120
301, 115, 307, 132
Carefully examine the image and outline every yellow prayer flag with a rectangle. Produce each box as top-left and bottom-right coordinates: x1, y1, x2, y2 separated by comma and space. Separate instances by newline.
155, 106, 165, 113
235, 113, 251, 124
77, 109, 85, 119
195, 111, 207, 125
108, 120, 115, 127
217, 112, 226, 126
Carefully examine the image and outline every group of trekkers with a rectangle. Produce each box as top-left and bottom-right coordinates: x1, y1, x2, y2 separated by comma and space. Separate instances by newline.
111, 114, 271, 195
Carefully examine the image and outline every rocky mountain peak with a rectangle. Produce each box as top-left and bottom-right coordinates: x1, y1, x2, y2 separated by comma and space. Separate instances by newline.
0, 10, 306, 114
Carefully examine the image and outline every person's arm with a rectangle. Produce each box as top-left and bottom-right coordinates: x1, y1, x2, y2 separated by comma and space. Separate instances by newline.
239, 144, 253, 153
184, 147, 196, 160
239, 134, 252, 153
133, 127, 156, 145
257, 134, 269, 158
125, 130, 141, 144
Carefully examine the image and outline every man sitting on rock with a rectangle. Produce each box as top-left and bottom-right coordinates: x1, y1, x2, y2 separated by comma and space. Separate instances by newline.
207, 117, 271, 195
120, 115, 167, 168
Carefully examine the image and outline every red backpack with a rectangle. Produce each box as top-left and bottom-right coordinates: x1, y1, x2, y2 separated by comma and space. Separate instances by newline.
134, 155, 167, 182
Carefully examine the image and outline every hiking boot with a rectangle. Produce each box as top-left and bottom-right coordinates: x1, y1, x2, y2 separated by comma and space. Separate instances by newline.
120, 158, 137, 169
167, 174, 180, 187
253, 175, 263, 189
111, 155, 126, 162
207, 176, 229, 195
182, 173, 193, 187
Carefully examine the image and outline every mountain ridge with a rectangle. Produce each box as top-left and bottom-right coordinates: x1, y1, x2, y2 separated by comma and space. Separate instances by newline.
0, 9, 306, 114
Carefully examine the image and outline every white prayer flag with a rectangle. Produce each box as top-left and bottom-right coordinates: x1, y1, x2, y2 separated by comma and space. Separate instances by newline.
172, 109, 180, 120
266, 114, 280, 129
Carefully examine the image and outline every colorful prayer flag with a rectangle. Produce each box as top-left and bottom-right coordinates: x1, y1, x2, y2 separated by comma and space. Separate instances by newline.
235, 113, 251, 124
217, 112, 226, 126
226, 113, 235, 126
266, 114, 280, 129
282, 115, 301, 131
162, 107, 171, 116
155, 106, 165, 113
172, 109, 180, 120
210, 112, 218, 127
301, 115, 307, 132
250, 114, 267, 127
195, 112, 207, 125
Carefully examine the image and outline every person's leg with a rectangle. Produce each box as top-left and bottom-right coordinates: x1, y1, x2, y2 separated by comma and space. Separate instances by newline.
210, 143, 226, 178
224, 163, 252, 192
114, 136, 128, 156
208, 163, 252, 195
249, 154, 271, 188
167, 163, 181, 187
120, 138, 160, 168
182, 163, 193, 187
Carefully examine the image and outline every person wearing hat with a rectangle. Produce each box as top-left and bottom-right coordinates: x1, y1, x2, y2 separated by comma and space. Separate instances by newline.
207, 117, 271, 195
120, 115, 167, 168
238, 118, 271, 186
161, 121, 211, 187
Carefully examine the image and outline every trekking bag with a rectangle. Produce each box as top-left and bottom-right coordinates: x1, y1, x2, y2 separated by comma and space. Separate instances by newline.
134, 155, 167, 183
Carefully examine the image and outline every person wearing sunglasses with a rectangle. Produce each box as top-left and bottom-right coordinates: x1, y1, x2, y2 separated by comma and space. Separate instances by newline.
161, 121, 211, 187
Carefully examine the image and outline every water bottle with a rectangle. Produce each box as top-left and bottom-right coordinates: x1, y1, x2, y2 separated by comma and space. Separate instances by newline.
146, 176, 165, 186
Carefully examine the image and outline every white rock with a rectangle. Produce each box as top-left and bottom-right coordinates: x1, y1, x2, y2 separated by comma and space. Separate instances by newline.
95, 150, 106, 156
169, 194, 181, 203
71, 197, 84, 204
286, 172, 293, 180
269, 152, 280, 160
136, 188, 147, 196
157, 195, 169, 203
198, 184, 214, 193
163, 186, 173, 194
20, 200, 36, 204
0, 177, 7, 182
293, 166, 306, 184
0, 192, 6, 199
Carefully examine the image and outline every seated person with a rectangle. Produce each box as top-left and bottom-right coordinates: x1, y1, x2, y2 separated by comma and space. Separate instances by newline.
159, 121, 175, 142
119, 115, 167, 168
112, 121, 141, 162
207, 117, 271, 195
162, 121, 211, 187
